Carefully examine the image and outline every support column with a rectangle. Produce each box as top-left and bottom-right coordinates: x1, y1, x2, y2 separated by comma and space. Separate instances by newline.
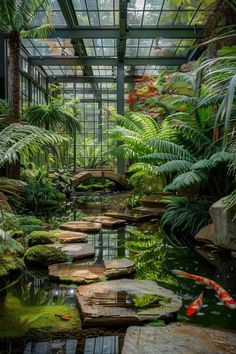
117, 62, 125, 175
0, 34, 7, 100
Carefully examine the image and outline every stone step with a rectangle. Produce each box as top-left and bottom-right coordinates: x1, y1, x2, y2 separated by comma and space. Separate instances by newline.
48, 259, 135, 285
76, 279, 182, 327
57, 231, 88, 243
133, 206, 165, 217
59, 221, 102, 233
140, 193, 169, 208
121, 324, 236, 354
104, 211, 154, 223
83, 216, 126, 228
46, 243, 95, 261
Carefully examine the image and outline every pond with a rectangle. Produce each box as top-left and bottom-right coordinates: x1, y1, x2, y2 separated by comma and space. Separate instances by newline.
0, 192, 236, 353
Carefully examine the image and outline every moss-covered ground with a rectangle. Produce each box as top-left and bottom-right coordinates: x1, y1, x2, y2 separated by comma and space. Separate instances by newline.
0, 293, 81, 338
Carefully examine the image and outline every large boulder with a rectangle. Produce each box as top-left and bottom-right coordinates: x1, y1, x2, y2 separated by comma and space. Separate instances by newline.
194, 224, 215, 244
209, 197, 236, 250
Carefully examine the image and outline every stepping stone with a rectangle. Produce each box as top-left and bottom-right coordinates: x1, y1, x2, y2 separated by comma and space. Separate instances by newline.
83, 216, 125, 228
121, 324, 236, 354
49, 263, 105, 284
104, 211, 153, 223
48, 258, 135, 284
77, 279, 182, 327
133, 206, 165, 217
59, 221, 102, 233
84, 336, 119, 354
57, 231, 87, 243
46, 243, 95, 261
140, 193, 170, 208
104, 259, 135, 278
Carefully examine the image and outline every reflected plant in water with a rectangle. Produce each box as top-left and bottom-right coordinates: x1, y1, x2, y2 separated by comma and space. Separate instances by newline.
20, 282, 65, 306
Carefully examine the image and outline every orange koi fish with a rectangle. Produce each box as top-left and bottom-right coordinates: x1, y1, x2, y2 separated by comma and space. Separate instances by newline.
172, 270, 236, 309
186, 291, 204, 317
55, 314, 70, 321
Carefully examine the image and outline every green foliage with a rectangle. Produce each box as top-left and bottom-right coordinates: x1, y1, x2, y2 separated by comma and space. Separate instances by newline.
161, 196, 212, 237
26, 230, 59, 246
24, 245, 68, 267
20, 283, 64, 306
21, 167, 66, 208
51, 170, 72, 195
125, 191, 142, 209
0, 0, 53, 36
0, 123, 68, 168
24, 103, 81, 134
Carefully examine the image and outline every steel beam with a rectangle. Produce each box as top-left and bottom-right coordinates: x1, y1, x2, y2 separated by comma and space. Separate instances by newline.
48, 76, 139, 83
30, 56, 186, 66
33, 27, 204, 39
116, 62, 125, 175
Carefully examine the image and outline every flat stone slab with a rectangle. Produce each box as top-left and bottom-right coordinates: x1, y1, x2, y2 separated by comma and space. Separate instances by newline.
77, 279, 182, 327
83, 216, 126, 228
140, 193, 170, 208
104, 211, 154, 223
57, 231, 87, 243
46, 243, 95, 261
48, 258, 135, 284
59, 221, 102, 233
104, 259, 135, 278
133, 206, 165, 217
122, 324, 236, 354
49, 263, 105, 284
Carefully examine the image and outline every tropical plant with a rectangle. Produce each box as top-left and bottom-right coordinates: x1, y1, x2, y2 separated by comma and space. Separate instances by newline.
24, 103, 81, 133
75, 137, 109, 169
0, 123, 67, 168
161, 196, 212, 237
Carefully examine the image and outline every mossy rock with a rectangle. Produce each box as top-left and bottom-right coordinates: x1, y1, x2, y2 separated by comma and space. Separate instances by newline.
0, 256, 25, 289
27, 230, 60, 246
24, 245, 68, 267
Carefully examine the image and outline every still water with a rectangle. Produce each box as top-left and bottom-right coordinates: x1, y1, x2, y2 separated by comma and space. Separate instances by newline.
0, 193, 236, 353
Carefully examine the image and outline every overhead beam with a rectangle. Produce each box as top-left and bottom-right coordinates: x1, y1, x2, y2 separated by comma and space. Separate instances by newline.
30, 56, 186, 66
36, 27, 204, 39
48, 76, 140, 83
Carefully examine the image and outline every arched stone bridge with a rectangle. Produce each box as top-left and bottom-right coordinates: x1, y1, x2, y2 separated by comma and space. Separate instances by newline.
72, 170, 130, 190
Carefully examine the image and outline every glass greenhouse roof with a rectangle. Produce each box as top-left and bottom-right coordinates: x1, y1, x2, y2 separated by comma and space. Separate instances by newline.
21, 0, 216, 81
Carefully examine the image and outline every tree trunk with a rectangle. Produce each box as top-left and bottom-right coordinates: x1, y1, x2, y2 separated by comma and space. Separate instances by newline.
8, 31, 21, 179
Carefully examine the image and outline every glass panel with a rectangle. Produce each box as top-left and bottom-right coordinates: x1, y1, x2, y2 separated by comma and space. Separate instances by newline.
72, 0, 86, 10
143, 11, 160, 25
128, 11, 143, 25
128, 0, 145, 10
99, 11, 114, 25
76, 11, 90, 25
98, 0, 113, 10
89, 11, 100, 26
175, 11, 195, 25
158, 10, 176, 25
145, 0, 163, 10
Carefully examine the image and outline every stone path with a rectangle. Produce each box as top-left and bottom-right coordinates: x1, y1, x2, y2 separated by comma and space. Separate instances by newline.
76, 279, 182, 327
121, 324, 236, 354
46, 243, 95, 261
57, 231, 87, 243
83, 216, 125, 228
59, 221, 102, 233
48, 259, 135, 284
